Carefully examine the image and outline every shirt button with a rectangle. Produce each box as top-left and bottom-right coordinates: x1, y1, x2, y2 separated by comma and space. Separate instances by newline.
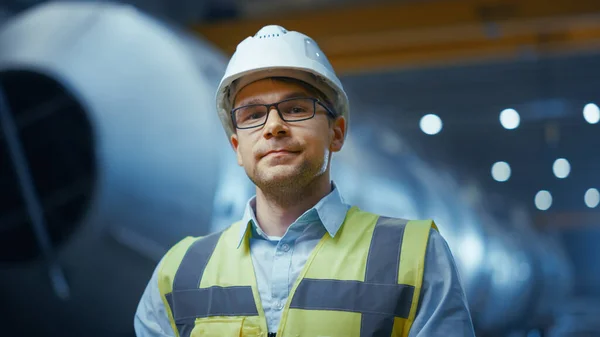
281, 244, 290, 252
276, 301, 284, 310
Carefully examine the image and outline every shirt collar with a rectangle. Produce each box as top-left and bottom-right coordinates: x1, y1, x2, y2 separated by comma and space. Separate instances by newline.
236, 182, 350, 248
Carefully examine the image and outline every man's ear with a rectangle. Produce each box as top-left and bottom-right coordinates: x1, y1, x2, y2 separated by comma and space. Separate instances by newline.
330, 116, 346, 152
230, 134, 244, 166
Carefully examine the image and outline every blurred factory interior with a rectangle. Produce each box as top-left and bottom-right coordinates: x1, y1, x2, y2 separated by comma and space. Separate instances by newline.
0, 0, 599, 336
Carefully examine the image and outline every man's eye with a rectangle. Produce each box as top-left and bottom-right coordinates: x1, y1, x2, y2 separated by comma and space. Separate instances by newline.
291, 107, 307, 113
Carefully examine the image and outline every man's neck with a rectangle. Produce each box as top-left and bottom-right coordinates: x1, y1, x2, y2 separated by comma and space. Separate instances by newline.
254, 176, 332, 237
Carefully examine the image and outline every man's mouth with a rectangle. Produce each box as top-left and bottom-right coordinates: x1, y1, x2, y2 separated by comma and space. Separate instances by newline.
263, 149, 299, 158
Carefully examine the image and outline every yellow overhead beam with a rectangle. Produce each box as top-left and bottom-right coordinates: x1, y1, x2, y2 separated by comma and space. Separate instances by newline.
191, 0, 600, 74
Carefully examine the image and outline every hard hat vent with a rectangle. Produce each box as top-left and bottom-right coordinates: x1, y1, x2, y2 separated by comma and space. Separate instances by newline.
254, 25, 288, 39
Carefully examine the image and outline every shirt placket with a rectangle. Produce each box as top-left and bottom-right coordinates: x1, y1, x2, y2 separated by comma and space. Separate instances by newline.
269, 235, 296, 327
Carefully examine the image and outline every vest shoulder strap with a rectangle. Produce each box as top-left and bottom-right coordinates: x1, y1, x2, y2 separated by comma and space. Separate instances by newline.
399, 219, 437, 337
157, 236, 199, 337
158, 223, 241, 296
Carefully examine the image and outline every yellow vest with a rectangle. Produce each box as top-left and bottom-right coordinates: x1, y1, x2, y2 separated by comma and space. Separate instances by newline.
157, 206, 437, 337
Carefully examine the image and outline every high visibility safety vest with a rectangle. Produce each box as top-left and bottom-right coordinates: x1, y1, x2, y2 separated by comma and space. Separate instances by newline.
157, 206, 438, 337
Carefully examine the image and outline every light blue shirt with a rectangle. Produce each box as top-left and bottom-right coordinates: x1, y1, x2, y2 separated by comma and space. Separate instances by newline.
134, 185, 476, 336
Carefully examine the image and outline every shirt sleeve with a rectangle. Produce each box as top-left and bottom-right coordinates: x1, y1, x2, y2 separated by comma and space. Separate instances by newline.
408, 229, 477, 337
134, 259, 177, 337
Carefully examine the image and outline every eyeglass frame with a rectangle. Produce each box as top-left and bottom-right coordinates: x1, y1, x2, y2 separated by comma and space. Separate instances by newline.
230, 97, 337, 130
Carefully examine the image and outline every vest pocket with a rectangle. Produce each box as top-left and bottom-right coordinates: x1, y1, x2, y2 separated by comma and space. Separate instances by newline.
192, 317, 261, 337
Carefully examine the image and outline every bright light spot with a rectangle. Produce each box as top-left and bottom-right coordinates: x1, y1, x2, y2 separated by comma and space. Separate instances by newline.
585, 188, 600, 208
535, 190, 553, 211
457, 234, 484, 271
419, 114, 443, 135
500, 108, 520, 130
491, 161, 511, 182
583, 103, 600, 124
552, 158, 571, 179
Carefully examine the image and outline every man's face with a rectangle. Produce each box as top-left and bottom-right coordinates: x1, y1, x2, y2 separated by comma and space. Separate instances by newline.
230, 78, 346, 193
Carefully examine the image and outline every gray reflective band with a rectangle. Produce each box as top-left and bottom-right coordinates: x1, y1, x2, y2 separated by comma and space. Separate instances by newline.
289, 279, 414, 316
164, 292, 213, 337
169, 286, 258, 322
173, 231, 222, 290
165, 230, 259, 337
365, 217, 406, 284
289, 216, 412, 337
362, 216, 407, 337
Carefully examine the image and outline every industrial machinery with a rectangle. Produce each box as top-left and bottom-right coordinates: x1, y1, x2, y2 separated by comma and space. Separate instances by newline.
0, 2, 228, 335
0, 2, 574, 336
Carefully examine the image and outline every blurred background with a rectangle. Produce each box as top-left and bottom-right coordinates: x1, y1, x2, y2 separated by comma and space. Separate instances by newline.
0, 0, 599, 336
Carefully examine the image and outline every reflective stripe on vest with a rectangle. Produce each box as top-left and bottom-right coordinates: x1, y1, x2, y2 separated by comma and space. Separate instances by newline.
164, 215, 416, 337
289, 216, 412, 337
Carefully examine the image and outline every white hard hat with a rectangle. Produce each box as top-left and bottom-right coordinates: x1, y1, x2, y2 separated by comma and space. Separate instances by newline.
215, 25, 349, 139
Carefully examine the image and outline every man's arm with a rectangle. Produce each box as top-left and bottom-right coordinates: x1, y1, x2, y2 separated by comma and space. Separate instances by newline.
134, 259, 177, 337
408, 229, 476, 337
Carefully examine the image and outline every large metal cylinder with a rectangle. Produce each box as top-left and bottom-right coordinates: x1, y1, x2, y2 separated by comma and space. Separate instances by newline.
0, 2, 227, 336
0, 1, 228, 260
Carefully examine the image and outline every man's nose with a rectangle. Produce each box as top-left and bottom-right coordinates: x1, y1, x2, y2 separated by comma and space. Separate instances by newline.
263, 107, 289, 137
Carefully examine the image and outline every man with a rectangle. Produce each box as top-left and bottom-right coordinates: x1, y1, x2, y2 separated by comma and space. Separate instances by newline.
135, 25, 475, 337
